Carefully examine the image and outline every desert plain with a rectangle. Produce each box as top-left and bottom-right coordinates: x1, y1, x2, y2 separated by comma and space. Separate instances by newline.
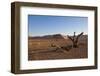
28, 34, 88, 60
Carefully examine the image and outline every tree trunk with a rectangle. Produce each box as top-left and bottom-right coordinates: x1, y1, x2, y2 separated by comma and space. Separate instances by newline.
67, 32, 83, 48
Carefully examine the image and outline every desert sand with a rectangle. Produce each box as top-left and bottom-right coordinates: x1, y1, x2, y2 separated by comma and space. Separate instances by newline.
28, 34, 88, 60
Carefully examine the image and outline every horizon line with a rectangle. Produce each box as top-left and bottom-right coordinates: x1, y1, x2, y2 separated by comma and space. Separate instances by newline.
28, 33, 88, 37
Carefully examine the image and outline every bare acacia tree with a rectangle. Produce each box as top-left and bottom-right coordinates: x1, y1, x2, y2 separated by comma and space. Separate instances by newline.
67, 32, 83, 48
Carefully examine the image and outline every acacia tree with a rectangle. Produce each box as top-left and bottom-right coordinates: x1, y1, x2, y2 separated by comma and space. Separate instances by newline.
67, 32, 83, 48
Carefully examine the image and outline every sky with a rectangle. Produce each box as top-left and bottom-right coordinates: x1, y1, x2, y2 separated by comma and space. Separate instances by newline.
28, 15, 88, 36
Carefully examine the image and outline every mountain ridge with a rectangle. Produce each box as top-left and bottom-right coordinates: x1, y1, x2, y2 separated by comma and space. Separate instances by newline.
29, 34, 67, 39
29, 34, 87, 40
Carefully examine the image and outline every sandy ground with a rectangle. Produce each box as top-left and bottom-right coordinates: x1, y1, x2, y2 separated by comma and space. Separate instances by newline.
28, 37, 88, 60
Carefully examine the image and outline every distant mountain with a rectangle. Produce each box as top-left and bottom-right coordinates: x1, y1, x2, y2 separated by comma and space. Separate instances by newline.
29, 34, 87, 40
29, 34, 68, 39
43, 34, 68, 39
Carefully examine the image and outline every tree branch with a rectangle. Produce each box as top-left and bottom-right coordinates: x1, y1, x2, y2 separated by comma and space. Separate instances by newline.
67, 35, 74, 42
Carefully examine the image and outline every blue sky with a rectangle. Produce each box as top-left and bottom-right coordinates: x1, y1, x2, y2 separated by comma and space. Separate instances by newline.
28, 15, 88, 36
